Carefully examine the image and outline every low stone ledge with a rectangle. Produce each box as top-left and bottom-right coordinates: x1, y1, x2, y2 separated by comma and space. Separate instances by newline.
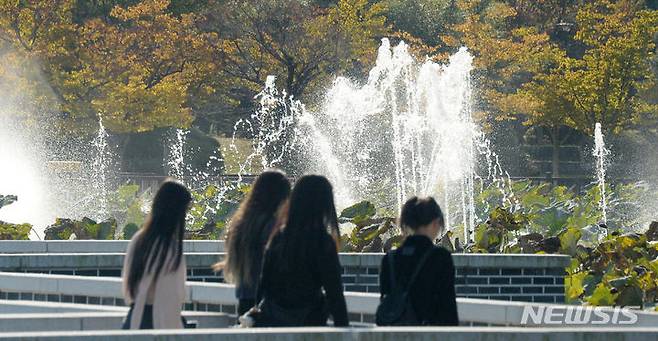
0, 253, 571, 270
0, 241, 225, 254
0, 252, 571, 303
339, 253, 571, 268
190, 282, 237, 305
452, 254, 571, 269
2, 272, 658, 328
0, 253, 220, 270
0, 300, 127, 314
1, 327, 658, 341
0, 311, 230, 332
0, 242, 570, 270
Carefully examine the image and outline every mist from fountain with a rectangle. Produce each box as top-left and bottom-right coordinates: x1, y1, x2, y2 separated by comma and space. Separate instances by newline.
0, 116, 51, 237
0, 110, 118, 237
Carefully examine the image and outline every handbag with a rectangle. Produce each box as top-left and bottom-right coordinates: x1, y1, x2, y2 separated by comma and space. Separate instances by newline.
239, 290, 327, 327
376, 248, 433, 326
258, 299, 314, 327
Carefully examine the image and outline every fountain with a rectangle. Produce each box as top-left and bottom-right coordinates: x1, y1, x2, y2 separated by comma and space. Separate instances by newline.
593, 122, 610, 226
231, 76, 305, 182
0, 110, 116, 237
166, 128, 188, 181
91, 115, 110, 220
3, 38, 515, 242
0, 116, 51, 236
233, 39, 514, 242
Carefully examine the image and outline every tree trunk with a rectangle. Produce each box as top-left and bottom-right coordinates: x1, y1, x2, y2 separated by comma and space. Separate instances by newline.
118, 134, 132, 172
550, 126, 560, 186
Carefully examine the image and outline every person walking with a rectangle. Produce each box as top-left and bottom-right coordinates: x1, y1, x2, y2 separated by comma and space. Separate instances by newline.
214, 170, 291, 315
255, 175, 349, 327
122, 180, 192, 329
377, 196, 458, 326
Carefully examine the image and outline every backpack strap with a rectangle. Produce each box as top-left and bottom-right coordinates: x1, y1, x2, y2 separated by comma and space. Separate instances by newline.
404, 248, 434, 292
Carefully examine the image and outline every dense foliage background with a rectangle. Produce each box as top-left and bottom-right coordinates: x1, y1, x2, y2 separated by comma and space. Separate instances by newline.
1, 1, 656, 143
1, 0, 658, 308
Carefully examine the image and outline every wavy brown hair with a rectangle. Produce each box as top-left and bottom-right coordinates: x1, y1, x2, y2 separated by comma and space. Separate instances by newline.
215, 170, 291, 286
127, 180, 191, 299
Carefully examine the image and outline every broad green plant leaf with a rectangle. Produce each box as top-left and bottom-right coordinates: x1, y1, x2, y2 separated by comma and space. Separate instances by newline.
0, 195, 17, 210
340, 201, 376, 219
587, 283, 618, 306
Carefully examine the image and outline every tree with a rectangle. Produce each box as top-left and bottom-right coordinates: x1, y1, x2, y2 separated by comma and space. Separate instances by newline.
0, 0, 77, 120
494, 0, 658, 177
441, 0, 566, 123
383, 0, 459, 47
501, 1, 658, 134
196, 0, 388, 134
441, 0, 657, 179
68, 0, 213, 133
0, 0, 209, 134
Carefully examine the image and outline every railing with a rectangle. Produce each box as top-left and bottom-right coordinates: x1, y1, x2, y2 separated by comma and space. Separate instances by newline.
1, 272, 657, 328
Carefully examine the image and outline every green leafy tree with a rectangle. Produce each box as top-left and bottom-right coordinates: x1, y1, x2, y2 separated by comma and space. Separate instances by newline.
68, 0, 209, 132
499, 0, 658, 136
0, 0, 77, 120
196, 0, 388, 133
443, 0, 657, 178
442, 0, 566, 116
0, 0, 208, 134
383, 0, 459, 47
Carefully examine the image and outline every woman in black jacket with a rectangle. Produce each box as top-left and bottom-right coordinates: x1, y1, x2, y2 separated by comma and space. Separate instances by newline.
256, 175, 349, 327
378, 196, 459, 326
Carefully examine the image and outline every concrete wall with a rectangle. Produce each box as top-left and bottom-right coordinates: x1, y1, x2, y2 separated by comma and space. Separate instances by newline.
1, 327, 658, 341
341, 253, 569, 303
3, 272, 658, 328
0, 246, 571, 303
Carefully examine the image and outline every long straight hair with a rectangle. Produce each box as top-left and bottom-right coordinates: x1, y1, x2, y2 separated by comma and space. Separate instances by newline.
127, 180, 192, 298
278, 175, 339, 267
217, 170, 291, 286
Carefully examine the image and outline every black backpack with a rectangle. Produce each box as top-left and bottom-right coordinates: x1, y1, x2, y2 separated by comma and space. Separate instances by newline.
375, 248, 433, 326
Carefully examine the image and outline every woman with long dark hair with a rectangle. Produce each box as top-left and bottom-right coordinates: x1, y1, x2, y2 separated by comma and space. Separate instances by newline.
255, 175, 348, 327
214, 170, 291, 315
377, 196, 458, 326
122, 180, 192, 329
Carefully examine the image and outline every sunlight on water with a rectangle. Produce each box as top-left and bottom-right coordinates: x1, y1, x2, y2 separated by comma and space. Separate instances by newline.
0, 117, 50, 237
593, 122, 610, 226
232, 39, 514, 242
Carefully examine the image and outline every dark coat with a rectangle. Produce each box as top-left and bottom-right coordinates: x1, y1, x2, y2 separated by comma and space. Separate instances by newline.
257, 230, 349, 327
379, 235, 459, 326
